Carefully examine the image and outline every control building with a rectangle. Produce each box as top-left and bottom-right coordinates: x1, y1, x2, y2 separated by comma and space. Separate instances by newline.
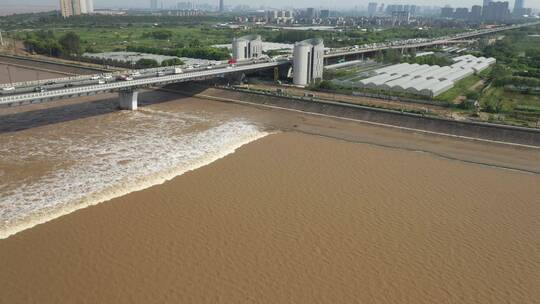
232, 35, 263, 61
293, 38, 324, 86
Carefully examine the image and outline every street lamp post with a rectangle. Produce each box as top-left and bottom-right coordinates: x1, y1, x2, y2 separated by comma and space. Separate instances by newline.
6, 66, 13, 87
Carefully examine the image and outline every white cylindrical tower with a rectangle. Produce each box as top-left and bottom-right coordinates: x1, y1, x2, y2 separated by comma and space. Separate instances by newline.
232, 35, 263, 61
293, 43, 310, 86
293, 38, 324, 86
232, 38, 247, 60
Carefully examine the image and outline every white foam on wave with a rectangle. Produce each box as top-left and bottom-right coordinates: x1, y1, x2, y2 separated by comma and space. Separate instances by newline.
0, 110, 269, 239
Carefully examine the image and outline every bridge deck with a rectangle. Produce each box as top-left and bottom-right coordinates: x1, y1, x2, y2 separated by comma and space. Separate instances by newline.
0, 61, 284, 107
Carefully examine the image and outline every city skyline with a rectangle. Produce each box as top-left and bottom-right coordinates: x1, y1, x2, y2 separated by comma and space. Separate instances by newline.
2, 0, 540, 10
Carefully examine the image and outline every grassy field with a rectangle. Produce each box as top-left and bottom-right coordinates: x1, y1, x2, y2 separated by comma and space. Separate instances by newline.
325, 63, 386, 81
434, 74, 482, 103
49, 26, 236, 53
481, 87, 540, 126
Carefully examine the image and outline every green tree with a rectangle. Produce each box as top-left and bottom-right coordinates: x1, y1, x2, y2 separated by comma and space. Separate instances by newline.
145, 30, 173, 40
465, 91, 480, 100
59, 32, 81, 55
380, 49, 402, 63
161, 58, 184, 66
135, 58, 159, 68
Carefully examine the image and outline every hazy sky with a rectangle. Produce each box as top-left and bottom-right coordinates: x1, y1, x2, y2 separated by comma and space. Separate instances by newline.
1, 0, 537, 10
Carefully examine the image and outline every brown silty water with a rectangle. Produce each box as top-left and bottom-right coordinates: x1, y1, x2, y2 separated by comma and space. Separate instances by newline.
0, 81, 539, 303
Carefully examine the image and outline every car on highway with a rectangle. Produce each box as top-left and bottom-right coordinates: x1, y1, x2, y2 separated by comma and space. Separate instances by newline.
102, 74, 113, 80
157, 71, 166, 77
98, 79, 106, 84
34, 87, 46, 93
44, 81, 56, 86
1, 86, 15, 94
130, 71, 141, 77
117, 75, 134, 81
90, 75, 101, 80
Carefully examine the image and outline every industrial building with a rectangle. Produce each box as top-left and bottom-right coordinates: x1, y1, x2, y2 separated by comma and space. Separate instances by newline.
232, 35, 263, 61
293, 38, 324, 86
358, 55, 495, 97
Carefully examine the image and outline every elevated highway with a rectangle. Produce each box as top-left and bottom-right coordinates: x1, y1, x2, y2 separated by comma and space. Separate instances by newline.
1, 21, 539, 110
0, 60, 287, 109
324, 21, 540, 59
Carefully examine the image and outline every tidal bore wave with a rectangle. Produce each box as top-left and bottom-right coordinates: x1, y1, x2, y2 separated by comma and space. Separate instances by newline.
0, 109, 268, 239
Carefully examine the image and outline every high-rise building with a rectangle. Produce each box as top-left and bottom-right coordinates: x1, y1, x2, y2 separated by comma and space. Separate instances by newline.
177, 2, 194, 9
470, 5, 483, 21
86, 0, 93, 13
60, 0, 93, 17
306, 7, 318, 19
513, 0, 525, 15
368, 2, 378, 16
150, 0, 158, 10
441, 6, 454, 18
80, 0, 87, 14
483, 0, 493, 8
219, 0, 224, 12
320, 10, 330, 19
60, 0, 72, 17
71, 0, 81, 15
293, 38, 324, 86
391, 10, 411, 24
483, 1, 510, 21
266, 10, 278, 22
455, 7, 470, 19
386, 4, 417, 15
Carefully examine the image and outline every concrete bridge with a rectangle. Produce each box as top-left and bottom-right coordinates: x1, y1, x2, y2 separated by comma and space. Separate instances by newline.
0, 60, 287, 110
323, 21, 540, 60
1, 21, 539, 110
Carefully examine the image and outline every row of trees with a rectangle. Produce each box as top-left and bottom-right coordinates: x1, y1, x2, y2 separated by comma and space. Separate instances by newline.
493, 76, 540, 88
252, 27, 465, 48
23, 30, 188, 68
134, 58, 184, 68
372, 49, 452, 66
23, 31, 81, 57
142, 30, 174, 40
1, 12, 227, 30
483, 29, 540, 93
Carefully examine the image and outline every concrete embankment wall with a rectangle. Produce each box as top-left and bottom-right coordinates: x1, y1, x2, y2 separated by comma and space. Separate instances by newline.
0, 54, 109, 75
207, 88, 540, 147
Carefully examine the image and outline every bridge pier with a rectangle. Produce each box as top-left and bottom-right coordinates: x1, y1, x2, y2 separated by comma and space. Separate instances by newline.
119, 90, 138, 110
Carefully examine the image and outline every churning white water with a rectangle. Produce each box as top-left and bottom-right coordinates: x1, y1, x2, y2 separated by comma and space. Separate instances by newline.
0, 107, 268, 239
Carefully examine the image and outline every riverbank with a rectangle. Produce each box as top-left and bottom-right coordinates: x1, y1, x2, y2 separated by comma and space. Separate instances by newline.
196, 86, 540, 147
0, 54, 106, 82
